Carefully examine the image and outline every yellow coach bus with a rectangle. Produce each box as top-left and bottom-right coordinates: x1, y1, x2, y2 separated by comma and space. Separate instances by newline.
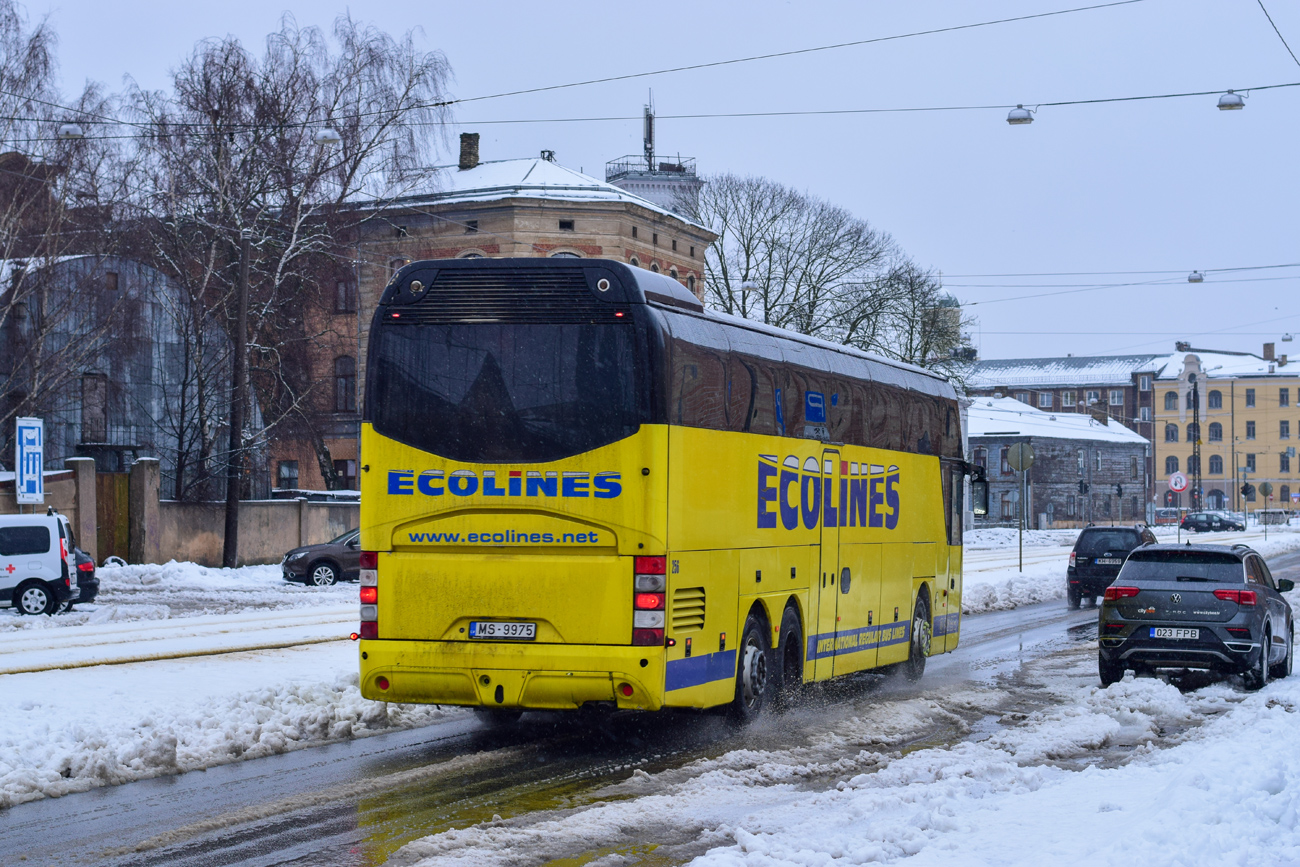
356, 258, 970, 721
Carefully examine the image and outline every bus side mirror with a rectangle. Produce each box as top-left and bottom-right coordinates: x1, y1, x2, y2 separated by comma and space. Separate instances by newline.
971, 479, 989, 517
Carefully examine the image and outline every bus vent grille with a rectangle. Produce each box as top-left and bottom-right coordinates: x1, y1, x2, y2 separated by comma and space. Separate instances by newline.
399, 268, 618, 323
671, 587, 706, 631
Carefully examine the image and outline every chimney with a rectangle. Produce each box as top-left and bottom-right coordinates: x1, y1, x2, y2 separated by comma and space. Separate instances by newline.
1089, 404, 1110, 425
458, 132, 480, 170
1282, 355, 1289, 367
1264, 342, 1275, 361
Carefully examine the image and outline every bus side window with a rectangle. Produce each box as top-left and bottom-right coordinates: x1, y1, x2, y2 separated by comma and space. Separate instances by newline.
727, 355, 756, 433
673, 340, 727, 430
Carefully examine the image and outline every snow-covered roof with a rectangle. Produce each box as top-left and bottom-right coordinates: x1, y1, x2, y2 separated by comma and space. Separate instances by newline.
967, 397, 1149, 445
381, 158, 709, 231
966, 354, 1160, 389
1141, 349, 1291, 380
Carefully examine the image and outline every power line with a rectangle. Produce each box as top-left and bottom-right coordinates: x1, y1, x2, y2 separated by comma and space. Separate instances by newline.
1256, 0, 1300, 69
942, 262, 1300, 278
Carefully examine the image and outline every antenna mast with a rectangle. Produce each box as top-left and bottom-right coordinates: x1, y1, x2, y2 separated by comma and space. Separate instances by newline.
643, 93, 655, 171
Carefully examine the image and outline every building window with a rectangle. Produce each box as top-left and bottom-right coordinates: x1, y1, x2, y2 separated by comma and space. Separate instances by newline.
672, 239, 678, 251
1165, 423, 1178, 443
973, 447, 987, 469
650, 262, 660, 273
1247, 453, 1256, 472
1164, 391, 1178, 410
388, 257, 409, 278
1187, 455, 1200, 475
1209, 455, 1223, 474
1104, 497, 1112, 517
277, 461, 299, 489
1000, 492, 1015, 519
1131, 456, 1140, 479
1086, 389, 1101, 406
1139, 375, 1151, 391
629, 256, 640, 267
460, 251, 484, 258
335, 281, 357, 313
1186, 423, 1199, 442
1283, 420, 1292, 439
1246, 388, 1256, 407
558, 219, 575, 231
1061, 390, 1076, 409
1140, 407, 1151, 421
1015, 392, 1030, 404
1067, 494, 1076, 517
1165, 455, 1179, 475
652, 232, 659, 244
464, 220, 478, 233
334, 356, 356, 413
670, 267, 679, 281
1165, 491, 1181, 507
1283, 453, 1292, 474
1245, 485, 1256, 502
1077, 449, 1085, 475
80, 373, 108, 443
105, 271, 119, 292
333, 459, 358, 490
1247, 420, 1256, 439
1283, 388, 1291, 407
1109, 389, 1124, 406
1282, 484, 1292, 503
395, 225, 408, 237
550, 251, 581, 258
1208, 390, 1222, 409
1038, 392, 1053, 409
1185, 392, 1195, 410
689, 245, 695, 257
1096, 452, 1102, 471
687, 275, 696, 293
1208, 422, 1222, 442
632, 226, 638, 239
1000, 446, 1012, 475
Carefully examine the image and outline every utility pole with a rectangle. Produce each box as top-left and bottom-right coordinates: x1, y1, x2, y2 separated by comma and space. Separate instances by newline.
1190, 380, 1202, 512
223, 229, 252, 568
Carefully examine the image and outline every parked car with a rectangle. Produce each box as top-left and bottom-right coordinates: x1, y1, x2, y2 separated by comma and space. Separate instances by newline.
1067, 525, 1156, 608
1098, 544, 1294, 689
71, 546, 98, 606
1181, 511, 1246, 532
0, 511, 77, 615
282, 528, 361, 586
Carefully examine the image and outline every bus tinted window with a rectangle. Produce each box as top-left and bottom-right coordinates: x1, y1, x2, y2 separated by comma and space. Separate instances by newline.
369, 322, 644, 462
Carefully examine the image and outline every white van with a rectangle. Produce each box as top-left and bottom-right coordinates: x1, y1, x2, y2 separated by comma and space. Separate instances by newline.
0, 511, 78, 615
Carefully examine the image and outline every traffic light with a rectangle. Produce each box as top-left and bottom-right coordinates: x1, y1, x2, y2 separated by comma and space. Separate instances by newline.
1077, 480, 1090, 494
1241, 483, 1255, 498
1114, 484, 1123, 497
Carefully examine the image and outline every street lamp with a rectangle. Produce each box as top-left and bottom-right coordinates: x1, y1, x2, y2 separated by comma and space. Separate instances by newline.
1006, 105, 1034, 125
314, 126, 342, 148
57, 122, 85, 140
1217, 91, 1245, 110
1187, 270, 1204, 283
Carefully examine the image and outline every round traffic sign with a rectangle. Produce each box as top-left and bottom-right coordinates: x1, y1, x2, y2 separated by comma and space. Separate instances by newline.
1169, 472, 1188, 493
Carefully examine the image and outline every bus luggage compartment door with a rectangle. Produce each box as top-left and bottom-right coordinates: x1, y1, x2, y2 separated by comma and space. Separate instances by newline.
813, 450, 840, 680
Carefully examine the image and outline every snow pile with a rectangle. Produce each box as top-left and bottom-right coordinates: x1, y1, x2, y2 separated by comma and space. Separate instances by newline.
0, 645, 462, 808
964, 527, 1081, 550
395, 652, 1300, 867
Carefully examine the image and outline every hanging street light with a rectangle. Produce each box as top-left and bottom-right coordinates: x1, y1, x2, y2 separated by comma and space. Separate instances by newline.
1006, 105, 1034, 125
57, 122, 85, 140
314, 126, 343, 148
1217, 91, 1245, 110
1187, 271, 1205, 283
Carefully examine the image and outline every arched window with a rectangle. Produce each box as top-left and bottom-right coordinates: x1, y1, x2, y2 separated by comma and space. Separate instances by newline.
629, 256, 640, 268
1282, 484, 1292, 503
687, 274, 696, 293
1206, 489, 1226, 509
972, 447, 987, 470
1185, 392, 1195, 410
334, 356, 356, 413
669, 267, 679, 281
1209, 455, 1223, 474
549, 251, 581, 258
1186, 423, 1199, 442
1165, 455, 1179, 475
650, 262, 661, 273
1187, 454, 1201, 475
459, 251, 484, 258
1208, 422, 1223, 441
1164, 391, 1178, 410
1164, 424, 1178, 443
1208, 390, 1222, 409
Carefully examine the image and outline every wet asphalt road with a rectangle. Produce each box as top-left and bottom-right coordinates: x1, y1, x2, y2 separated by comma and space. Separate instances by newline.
4, 546, 1296, 867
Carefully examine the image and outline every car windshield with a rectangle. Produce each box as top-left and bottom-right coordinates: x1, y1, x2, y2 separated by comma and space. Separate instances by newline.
329, 528, 359, 545
1119, 551, 1244, 583
1076, 531, 1138, 555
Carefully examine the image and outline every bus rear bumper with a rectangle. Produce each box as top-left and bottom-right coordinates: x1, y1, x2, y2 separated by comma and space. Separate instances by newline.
359, 640, 665, 711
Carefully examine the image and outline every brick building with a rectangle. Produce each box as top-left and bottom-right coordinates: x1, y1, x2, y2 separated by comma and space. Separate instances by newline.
267, 134, 717, 493
968, 397, 1149, 529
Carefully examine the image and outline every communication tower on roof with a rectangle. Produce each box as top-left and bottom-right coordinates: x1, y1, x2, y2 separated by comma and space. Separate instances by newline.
606, 95, 702, 215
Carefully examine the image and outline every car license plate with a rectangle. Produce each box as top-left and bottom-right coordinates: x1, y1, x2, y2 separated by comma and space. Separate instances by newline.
1096, 558, 1123, 565
1150, 627, 1199, 640
469, 621, 536, 640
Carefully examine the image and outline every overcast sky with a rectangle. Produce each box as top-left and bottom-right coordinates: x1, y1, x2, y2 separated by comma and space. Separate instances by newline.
25, 0, 1300, 361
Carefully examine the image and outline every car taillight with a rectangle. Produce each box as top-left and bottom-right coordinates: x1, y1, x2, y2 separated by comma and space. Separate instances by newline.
359, 551, 379, 638
1104, 586, 1140, 601
1069, 552, 1077, 567
1213, 588, 1257, 606
77, 562, 94, 572
632, 556, 666, 645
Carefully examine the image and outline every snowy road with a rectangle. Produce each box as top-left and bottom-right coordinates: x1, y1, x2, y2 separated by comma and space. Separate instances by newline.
0, 594, 1103, 866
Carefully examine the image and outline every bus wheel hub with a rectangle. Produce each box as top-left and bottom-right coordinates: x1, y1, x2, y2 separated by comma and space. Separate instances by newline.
742, 644, 767, 704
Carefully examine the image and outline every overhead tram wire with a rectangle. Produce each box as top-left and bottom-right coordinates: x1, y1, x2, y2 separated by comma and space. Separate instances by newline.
1256, 0, 1300, 69
940, 262, 1300, 278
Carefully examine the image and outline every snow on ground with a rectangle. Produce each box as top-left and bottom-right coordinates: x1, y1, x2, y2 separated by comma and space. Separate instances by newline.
0, 641, 465, 809
395, 618, 1300, 867
961, 525, 1300, 615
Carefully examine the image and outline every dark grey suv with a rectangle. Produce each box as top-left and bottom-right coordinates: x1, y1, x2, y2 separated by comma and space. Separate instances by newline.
282, 528, 361, 586
1098, 544, 1294, 689
1068, 525, 1157, 608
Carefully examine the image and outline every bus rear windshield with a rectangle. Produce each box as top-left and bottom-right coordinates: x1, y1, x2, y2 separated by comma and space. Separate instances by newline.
368, 321, 644, 463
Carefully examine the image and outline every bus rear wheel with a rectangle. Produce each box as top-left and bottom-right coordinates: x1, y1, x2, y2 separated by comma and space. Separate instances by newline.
776, 605, 804, 707
729, 611, 772, 723
903, 593, 931, 682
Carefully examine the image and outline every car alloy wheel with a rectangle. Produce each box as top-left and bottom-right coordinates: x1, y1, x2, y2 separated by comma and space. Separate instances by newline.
1245, 628, 1271, 691
310, 563, 338, 586
17, 583, 53, 616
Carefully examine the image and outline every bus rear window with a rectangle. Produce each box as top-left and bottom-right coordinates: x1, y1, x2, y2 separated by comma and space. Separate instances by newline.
368, 322, 645, 463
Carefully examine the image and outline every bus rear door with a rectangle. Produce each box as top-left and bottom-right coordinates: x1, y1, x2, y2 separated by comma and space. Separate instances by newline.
813, 450, 839, 680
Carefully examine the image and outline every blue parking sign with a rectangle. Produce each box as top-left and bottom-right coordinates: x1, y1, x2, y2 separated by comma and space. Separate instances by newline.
15, 417, 43, 504
805, 391, 826, 424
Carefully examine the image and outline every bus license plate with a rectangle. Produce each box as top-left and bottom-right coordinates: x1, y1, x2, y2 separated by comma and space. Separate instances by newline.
1151, 627, 1199, 640
469, 621, 536, 640
1096, 558, 1123, 565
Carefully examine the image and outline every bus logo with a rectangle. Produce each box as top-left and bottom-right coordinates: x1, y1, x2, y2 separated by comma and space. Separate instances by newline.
387, 469, 622, 499
756, 454, 899, 530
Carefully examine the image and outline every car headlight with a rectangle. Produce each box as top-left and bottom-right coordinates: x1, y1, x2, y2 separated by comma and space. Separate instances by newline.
286, 552, 307, 562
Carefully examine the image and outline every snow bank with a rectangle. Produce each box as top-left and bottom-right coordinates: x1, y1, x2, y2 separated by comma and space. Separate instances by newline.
0, 642, 464, 808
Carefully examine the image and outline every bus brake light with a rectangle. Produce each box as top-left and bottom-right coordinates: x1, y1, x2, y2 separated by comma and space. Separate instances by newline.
634, 556, 666, 574
634, 592, 665, 610
360, 585, 378, 604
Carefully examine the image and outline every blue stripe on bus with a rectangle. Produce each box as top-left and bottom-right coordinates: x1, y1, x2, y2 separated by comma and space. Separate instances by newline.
665, 649, 737, 691
932, 612, 960, 637
805, 621, 912, 661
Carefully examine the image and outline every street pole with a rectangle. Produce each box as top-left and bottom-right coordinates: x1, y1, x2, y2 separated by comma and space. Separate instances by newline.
223, 229, 251, 569
1018, 468, 1023, 573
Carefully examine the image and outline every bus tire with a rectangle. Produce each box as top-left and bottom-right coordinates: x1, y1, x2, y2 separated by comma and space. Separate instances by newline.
474, 708, 523, 727
776, 605, 804, 707
903, 592, 931, 682
729, 610, 772, 723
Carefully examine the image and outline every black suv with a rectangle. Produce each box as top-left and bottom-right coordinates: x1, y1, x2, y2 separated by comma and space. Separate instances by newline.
1180, 511, 1245, 532
1067, 525, 1157, 608
1098, 544, 1294, 689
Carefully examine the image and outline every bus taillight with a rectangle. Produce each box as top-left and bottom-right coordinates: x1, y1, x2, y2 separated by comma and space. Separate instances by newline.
359, 551, 378, 639
632, 556, 666, 645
